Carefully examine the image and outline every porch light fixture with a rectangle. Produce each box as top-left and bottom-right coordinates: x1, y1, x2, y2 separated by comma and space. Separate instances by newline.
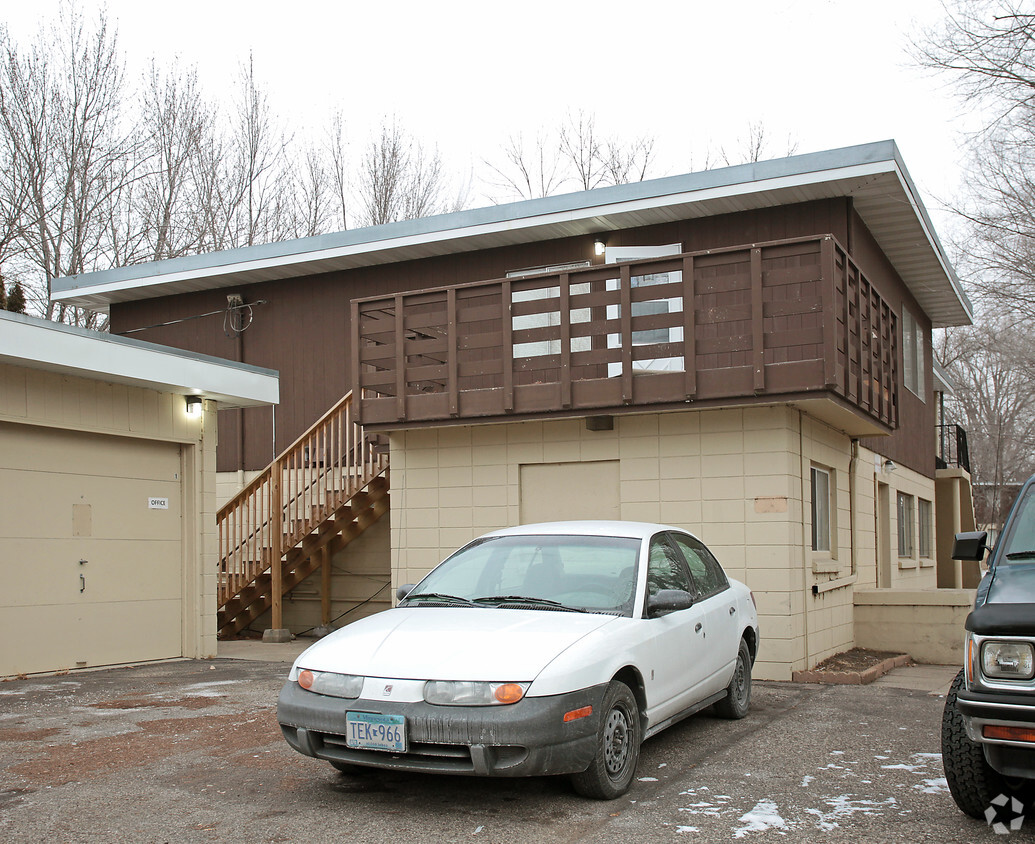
883, 459, 897, 473
593, 236, 607, 257
185, 395, 203, 417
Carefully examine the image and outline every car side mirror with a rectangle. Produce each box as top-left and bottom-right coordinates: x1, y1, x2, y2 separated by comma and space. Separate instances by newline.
396, 583, 415, 602
648, 589, 694, 617
952, 531, 989, 563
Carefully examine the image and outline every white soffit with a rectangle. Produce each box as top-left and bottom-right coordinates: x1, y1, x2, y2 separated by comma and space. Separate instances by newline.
50, 141, 972, 328
0, 312, 279, 408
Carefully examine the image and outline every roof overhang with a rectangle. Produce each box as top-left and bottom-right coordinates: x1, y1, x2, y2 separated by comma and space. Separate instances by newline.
51, 140, 973, 328
0, 311, 279, 408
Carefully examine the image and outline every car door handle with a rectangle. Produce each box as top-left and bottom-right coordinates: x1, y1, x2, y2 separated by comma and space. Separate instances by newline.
729, 606, 736, 616
695, 623, 703, 633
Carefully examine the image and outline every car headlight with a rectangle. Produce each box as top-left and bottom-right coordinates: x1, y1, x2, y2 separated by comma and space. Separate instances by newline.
981, 641, 1035, 680
295, 668, 364, 698
423, 680, 528, 706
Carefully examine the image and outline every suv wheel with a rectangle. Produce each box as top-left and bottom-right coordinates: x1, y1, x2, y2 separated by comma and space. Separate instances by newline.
942, 669, 1032, 818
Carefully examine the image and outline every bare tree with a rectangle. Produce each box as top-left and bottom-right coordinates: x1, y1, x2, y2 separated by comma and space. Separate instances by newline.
718, 122, 800, 166
0, 4, 137, 327
486, 114, 659, 203
355, 119, 460, 226
938, 315, 1035, 525
915, 1, 1035, 314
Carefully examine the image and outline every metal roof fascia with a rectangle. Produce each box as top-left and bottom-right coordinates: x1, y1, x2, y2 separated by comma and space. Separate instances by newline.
52, 153, 908, 305
0, 311, 279, 407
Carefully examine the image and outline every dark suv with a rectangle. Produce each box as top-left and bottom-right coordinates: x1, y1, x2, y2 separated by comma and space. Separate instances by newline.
943, 476, 1035, 818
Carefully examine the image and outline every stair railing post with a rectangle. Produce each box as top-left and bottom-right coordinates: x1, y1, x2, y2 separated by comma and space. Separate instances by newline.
264, 456, 290, 642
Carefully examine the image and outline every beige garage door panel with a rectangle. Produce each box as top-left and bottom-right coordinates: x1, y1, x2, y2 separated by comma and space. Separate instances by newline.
0, 423, 184, 675
520, 460, 621, 524
2, 538, 180, 606
2, 423, 181, 479
1, 600, 181, 675
1, 470, 181, 541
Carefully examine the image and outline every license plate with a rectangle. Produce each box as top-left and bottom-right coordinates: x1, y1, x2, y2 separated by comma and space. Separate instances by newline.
345, 711, 406, 752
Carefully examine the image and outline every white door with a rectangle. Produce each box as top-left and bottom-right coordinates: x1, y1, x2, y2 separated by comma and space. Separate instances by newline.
0, 423, 183, 675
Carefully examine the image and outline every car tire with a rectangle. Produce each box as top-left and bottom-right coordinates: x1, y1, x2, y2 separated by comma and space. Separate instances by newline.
570, 681, 641, 800
713, 638, 752, 720
942, 668, 1033, 818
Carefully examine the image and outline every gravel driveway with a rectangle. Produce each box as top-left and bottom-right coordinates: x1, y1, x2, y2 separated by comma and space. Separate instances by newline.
0, 656, 994, 843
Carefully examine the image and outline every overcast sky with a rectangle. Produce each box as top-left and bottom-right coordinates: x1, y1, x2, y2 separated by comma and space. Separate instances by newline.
4, 0, 975, 237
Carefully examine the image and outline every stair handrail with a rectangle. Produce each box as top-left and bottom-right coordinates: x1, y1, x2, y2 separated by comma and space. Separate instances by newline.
217, 390, 389, 609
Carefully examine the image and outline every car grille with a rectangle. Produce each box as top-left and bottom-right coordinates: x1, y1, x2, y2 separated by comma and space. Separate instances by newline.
310, 729, 526, 773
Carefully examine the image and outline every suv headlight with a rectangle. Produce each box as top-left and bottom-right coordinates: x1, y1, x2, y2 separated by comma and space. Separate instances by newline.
981, 641, 1035, 680
423, 680, 528, 706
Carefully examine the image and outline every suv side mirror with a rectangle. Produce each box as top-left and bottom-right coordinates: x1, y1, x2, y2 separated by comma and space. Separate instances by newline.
396, 583, 415, 602
952, 531, 989, 562
648, 589, 694, 617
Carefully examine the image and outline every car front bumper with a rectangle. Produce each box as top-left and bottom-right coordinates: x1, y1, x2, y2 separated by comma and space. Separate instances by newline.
957, 687, 1035, 778
277, 681, 608, 777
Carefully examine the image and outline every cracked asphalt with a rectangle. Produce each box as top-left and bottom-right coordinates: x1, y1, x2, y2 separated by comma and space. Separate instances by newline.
0, 657, 1007, 843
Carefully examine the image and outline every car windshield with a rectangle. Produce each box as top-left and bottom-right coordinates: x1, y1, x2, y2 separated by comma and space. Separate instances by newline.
402, 534, 641, 616
1001, 485, 1035, 562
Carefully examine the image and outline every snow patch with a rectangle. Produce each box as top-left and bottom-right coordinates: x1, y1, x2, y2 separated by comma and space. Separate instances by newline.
805, 796, 898, 831
733, 800, 787, 838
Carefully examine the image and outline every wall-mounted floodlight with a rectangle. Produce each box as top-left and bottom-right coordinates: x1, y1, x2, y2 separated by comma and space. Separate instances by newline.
185, 396, 203, 417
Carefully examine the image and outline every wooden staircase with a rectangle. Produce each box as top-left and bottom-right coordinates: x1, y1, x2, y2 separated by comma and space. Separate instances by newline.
216, 391, 389, 638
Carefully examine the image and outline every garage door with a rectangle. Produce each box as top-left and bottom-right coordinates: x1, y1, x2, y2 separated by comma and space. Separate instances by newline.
0, 423, 183, 676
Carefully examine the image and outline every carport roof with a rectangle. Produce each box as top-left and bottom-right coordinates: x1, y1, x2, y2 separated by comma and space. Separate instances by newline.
0, 311, 279, 408
49, 139, 973, 328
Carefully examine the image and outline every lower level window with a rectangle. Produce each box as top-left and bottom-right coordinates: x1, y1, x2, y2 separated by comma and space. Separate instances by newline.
811, 466, 831, 553
898, 492, 915, 558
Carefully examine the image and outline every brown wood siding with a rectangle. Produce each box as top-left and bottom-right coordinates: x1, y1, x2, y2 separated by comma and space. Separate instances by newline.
851, 211, 936, 478
110, 199, 855, 472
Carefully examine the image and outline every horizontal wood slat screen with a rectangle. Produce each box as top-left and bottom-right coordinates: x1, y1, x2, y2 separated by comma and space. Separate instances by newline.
352, 235, 898, 430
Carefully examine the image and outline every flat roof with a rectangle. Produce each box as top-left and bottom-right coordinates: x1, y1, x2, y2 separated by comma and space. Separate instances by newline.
51, 139, 973, 328
0, 311, 279, 408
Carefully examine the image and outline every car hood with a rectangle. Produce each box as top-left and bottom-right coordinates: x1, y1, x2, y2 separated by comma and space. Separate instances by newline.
293, 607, 621, 682
985, 561, 1035, 604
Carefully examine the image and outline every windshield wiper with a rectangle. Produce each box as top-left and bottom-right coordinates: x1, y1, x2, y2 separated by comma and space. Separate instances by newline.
473, 595, 585, 612
402, 592, 475, 606
1006, 550, 1035, 560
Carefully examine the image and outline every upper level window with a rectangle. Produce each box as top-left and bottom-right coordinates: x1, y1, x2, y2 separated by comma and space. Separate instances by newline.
902, 308, 925, 400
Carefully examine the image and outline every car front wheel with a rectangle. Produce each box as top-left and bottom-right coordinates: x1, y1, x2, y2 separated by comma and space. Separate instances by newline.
571, 680, 641, 799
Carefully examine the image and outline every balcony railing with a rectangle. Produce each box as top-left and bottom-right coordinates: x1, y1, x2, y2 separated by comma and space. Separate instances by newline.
352, 235, 898, 430
937, 422, 971, 473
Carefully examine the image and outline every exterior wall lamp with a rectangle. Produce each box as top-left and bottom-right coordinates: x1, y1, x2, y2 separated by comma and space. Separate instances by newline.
593, 236, 607, 257
185, 396, 203, 417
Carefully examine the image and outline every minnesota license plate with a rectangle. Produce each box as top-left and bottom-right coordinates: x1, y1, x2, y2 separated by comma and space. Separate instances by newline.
345, 711, 406, 752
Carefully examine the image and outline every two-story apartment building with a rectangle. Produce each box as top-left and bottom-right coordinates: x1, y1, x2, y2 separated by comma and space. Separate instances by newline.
52, 140, 974, 679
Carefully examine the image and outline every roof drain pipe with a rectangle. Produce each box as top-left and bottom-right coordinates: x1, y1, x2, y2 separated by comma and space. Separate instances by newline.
798, 410, 810, 670
849, 439, 858, 579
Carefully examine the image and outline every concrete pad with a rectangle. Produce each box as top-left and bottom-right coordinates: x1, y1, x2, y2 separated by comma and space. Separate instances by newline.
216, 637, 311, 663
871, 662, 959, 696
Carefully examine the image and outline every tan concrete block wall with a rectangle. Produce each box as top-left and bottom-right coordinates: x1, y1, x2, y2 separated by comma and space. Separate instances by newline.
0, 362, 218, 665
391, 406, 870, 680
854, 588, 975, 665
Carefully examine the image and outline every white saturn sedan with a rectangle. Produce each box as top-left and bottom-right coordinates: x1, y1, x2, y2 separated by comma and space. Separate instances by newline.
277, 521, 759, 799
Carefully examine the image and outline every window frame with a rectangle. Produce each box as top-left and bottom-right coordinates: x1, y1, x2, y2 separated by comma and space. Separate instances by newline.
902, 307, 926, 401
811, 465, 832, 554
918, 497, 933, 561
897, 491, 916, 560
